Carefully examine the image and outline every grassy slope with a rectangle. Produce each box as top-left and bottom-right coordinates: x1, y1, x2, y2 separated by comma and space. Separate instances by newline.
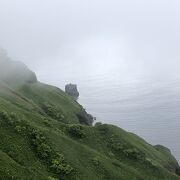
0, 81, 179, 180
0, 57, 179, 179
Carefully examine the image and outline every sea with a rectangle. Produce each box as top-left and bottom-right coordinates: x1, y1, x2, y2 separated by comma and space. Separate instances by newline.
77, 75, 180, 162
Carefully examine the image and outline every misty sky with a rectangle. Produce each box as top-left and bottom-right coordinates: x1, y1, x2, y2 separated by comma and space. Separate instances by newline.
0, 0, 180, 87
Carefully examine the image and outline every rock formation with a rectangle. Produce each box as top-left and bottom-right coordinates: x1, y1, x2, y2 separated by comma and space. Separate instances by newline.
65, 83, 79, 100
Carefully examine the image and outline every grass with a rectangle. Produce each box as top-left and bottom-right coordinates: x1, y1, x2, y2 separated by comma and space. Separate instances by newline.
0, 57, 179, 179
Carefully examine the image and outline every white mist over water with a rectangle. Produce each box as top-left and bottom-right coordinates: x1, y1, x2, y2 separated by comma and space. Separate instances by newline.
78, 77, 180, 162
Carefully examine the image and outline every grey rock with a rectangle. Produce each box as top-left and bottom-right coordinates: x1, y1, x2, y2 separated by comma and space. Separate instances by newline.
65, 83, 79, 100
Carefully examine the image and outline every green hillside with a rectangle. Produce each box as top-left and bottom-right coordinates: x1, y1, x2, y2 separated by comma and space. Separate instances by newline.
0, 54, 180, 180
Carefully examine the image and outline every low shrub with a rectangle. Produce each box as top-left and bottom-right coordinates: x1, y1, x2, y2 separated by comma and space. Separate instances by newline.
30, 129, 52, 159
109, 136, 145, 161
92, 157, 100, 166
94, 122, 102, 126
51, 154, 73, 175
97, 124, 109, 135
48, 176, 56, 180
0, 111, 17, 125
43, 119, 52, 127
123, 148, 144, 160
67, 124, 85, 138
42, 102, 65, 122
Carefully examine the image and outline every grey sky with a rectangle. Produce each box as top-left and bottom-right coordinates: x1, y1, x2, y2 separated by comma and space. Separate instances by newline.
0, 0, 180, 87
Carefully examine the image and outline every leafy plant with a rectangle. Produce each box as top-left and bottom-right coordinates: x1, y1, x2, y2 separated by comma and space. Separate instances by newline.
51, 154, 73, 175
48, 176, 56, 180
67, 124, 85, 138
92, 157, 100, 166
42, 102, 64, 121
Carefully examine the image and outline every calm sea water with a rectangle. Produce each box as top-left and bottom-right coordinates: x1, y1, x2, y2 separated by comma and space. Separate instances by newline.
78, 76, 180, 162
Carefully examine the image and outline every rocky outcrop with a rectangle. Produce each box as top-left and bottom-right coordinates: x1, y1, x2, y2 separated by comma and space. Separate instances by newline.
65, 83, 79, 100
77, 111, 94, 126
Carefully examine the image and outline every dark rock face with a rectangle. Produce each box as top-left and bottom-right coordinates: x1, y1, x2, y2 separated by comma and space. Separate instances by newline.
176, 165, 180, 176
65, 84, 79, 100
77, 112, 94, 126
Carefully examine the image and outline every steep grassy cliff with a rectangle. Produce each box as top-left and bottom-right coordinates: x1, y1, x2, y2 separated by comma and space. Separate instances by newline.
0, 55, 179, 180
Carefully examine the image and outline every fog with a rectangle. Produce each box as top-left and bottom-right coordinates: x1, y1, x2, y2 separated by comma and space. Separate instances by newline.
0, 0, 180, 88
1, 0, 180, 161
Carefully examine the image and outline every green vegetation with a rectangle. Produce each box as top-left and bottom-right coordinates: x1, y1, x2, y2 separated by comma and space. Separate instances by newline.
67, 124, 85, 138
0, 57, 179, 179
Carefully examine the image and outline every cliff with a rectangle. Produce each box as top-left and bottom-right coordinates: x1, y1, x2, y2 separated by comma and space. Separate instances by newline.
0, 55, 179, 180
